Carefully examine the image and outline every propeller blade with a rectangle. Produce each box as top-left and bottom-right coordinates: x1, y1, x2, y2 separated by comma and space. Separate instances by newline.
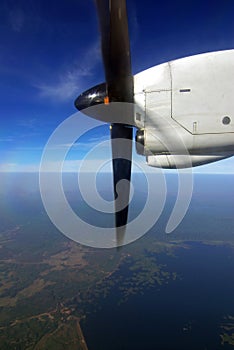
111, 124, 132, 246
95, 0, 134, 246
95, 0, 133, 102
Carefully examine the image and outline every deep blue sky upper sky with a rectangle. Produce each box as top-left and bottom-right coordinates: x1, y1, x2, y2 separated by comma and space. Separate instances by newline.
0, 0, 234, 173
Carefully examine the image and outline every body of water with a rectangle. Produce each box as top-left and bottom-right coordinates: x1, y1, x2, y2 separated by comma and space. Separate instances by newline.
81, 242, 234, 350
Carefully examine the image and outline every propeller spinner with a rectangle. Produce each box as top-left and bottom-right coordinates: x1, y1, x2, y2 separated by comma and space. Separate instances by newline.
75, 0, 134, 246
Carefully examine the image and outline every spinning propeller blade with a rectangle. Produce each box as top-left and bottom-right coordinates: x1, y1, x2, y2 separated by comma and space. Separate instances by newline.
96, 0, 134, 246
76, 0, 134, 247
95, 0, 133, 102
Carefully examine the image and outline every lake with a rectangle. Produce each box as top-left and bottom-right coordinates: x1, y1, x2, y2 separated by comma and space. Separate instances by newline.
81, 242, 234, 350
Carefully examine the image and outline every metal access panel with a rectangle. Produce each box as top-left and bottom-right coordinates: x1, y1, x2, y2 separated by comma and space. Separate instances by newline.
134, 62, 172, 129
145, 90, 172, 128
171, 50, 234, 134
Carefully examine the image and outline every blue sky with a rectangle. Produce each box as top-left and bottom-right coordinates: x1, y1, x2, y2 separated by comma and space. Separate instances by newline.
0, 0, 234, 173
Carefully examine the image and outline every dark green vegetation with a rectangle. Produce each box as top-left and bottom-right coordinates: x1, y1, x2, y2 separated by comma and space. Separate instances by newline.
0, 173, 234, 349
0, 221, 119, 349
221, 316, 234, 346
0, 218, 181, 349
1, 222, 234, 349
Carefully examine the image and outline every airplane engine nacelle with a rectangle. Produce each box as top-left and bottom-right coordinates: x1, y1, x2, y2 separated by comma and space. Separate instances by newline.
147, 154, 228, 169
134, 50, 234, 168
135, 128, 185, 155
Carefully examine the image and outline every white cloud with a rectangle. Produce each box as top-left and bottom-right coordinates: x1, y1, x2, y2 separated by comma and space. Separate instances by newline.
0, 155, 233, 174
17, 118, 37, 129
37, 134, 110, 155
0, 158, 150, 173
9, 8, 25, 32
35, 42, 101, 102
39, 159, 112, 173
37, 78, 79, 102
0, 163, 26, 172
0, 137, 14, 142
0, 160, 107, 173
15, 146, 44, 151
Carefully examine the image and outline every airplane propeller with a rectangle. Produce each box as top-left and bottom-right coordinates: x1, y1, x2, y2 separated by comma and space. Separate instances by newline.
96, 0, 134, 245
75, 0, 135, 246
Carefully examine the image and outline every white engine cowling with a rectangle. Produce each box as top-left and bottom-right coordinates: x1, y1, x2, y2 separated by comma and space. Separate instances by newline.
147, 154, 229, 169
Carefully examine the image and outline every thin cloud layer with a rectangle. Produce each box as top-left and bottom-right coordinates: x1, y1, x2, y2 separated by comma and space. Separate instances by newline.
36, 42, 101, 102
8, 8, 25, 32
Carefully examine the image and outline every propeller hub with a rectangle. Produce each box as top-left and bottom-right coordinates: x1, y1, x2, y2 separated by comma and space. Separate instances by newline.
75, 83, 107, 111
